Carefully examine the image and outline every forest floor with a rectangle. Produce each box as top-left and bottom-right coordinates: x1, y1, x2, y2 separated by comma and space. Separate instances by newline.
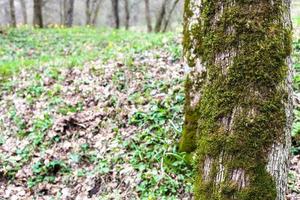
0, 27, 299, 200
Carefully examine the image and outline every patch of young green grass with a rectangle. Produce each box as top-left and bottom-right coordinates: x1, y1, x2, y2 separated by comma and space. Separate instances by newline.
28, 159, 70, 188
293, 16, 300, 27
127, 92, 192, 198
0, 27, 180, 79
1, 112, 54, 181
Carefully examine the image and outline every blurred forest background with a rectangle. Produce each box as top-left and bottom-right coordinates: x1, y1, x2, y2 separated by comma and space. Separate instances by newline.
0, 0, 184, 32
1, 0, 300, 31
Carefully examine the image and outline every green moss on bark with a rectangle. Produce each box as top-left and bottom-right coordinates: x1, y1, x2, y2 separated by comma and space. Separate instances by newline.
179, 76, 198, 153
181, 0, 292, 199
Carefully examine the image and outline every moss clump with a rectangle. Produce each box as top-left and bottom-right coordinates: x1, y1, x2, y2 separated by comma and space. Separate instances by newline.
179, 76, 198, 153
180, 0, 292, 199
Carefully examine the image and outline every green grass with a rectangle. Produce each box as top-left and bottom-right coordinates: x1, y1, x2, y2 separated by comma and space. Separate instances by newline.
293, 16, 300, 26
0, 27, 180, 78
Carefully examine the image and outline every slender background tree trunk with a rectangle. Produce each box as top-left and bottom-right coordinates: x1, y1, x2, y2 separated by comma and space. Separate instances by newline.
20, 0, 27, 24
65, 0, 75, 27
180, 0, 293, 199
63, 0, 68, 24
91, 0, 102, 26
3, 5, 10, 26
144, 0, 152, 32
111, 0, 119, 29
162, 0, 179, 32
155, 0, 168, 33
33, 0, 43, 28
86, 0, 92, 25
9, 0, 16, 27
59, 0, 64, 25
86, 0, 102, 26
124, 0, 130, 30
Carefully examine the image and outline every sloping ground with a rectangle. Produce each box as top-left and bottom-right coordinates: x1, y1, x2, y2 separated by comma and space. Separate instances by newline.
0, 28, 300, 199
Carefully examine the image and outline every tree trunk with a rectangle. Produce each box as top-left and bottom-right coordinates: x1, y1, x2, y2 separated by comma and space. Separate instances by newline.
154, 0, 168, 33
144, 0, 152, 32
65, 0, 75, 27
86, 0, 102, 26
3, 5, 10, 26
20, 0, 27, 24
180, 0, 293, 199
63, 0, 68, 24
33, 0, 43, 28
124, 0, 130, 30
91, 0, 102, 26
162, 0, 179, 32
86, 0, 92, 25
59, 0, 64, 24
111, 0, 119, 29
9, 0, 16, 27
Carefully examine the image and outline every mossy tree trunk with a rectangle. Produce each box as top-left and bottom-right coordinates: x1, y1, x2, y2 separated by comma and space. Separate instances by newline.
179, 0, 293, 199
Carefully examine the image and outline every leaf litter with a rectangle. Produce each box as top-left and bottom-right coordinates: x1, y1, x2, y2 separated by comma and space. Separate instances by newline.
0, 44, 193, 199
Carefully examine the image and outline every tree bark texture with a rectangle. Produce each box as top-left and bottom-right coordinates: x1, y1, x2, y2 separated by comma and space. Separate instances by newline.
180, 0, 293, 199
